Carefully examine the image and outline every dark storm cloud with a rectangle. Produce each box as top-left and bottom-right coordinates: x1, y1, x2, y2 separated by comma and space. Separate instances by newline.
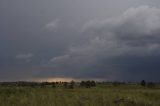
49, 6, 160, 81
1, 0, 160, 81
51, 6, 160, 64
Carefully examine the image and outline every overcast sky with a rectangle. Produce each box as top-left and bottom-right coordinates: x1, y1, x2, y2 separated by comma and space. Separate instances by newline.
1, 0, 160, 81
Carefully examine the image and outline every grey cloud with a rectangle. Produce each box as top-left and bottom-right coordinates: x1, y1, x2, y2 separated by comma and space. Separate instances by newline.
45, 19, 60, 31
16, 53, 34, 60
49, 6, 160, 78
1, 1, 160, 81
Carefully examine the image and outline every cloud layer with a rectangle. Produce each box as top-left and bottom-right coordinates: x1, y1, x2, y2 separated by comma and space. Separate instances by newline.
16, 53, 33, 60
49, 6, 160, 80
1, 0, 160, 81
45, 19, 60, 31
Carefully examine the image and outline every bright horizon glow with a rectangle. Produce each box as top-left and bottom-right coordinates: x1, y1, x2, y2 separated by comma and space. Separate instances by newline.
29, 77, 75, 82
27, 77, 107, 82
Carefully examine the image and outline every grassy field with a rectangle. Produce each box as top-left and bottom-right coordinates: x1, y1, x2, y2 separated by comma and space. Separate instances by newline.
0, 85, 160, 106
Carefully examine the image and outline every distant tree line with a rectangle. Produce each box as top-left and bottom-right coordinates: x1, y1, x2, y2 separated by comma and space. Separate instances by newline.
80, 80, 96, 88
140, 80, 156, 88
0, 80, 158, 88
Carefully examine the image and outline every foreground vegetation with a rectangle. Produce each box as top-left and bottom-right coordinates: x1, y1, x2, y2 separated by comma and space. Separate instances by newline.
0, 81, 160, 106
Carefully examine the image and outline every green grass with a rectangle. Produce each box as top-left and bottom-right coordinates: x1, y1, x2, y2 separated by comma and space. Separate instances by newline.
0, 86, 160, 106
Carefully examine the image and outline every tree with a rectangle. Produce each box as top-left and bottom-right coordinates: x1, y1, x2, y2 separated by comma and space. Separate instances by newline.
52, 82, 56, 88
91, 80, 96, 87
68, 80, 75, 89
80, 81, 85, 87
141, 80, 146, 87
80, 80, 96, 88
86, 81, 91, 88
